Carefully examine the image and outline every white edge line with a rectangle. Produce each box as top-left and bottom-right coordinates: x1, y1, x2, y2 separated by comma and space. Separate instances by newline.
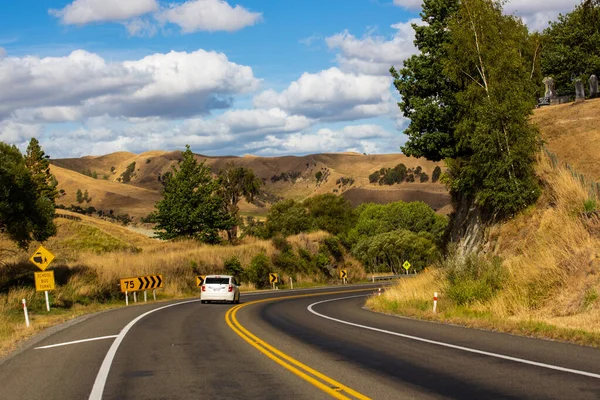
307, 295, 600, 380
35, 335, 119, 350
88, 299, 202, 400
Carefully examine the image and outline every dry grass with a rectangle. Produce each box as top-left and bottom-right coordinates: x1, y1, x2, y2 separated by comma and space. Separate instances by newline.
368, 151, 600, 346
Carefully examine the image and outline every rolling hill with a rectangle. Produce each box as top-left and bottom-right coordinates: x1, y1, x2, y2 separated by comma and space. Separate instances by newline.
51, 151, 450, 220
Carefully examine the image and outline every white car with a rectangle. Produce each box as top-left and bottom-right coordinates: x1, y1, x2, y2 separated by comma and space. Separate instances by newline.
200, 275, 241, 304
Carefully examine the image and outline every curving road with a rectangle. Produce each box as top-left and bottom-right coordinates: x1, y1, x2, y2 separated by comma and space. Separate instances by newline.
1, 284, 599, 399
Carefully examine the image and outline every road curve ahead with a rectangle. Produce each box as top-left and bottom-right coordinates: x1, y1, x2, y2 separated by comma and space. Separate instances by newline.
0, 284, 599, 399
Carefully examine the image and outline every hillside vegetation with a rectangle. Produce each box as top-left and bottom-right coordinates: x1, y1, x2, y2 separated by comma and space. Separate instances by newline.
368, 100, 600, 345
51, 152, 449, 219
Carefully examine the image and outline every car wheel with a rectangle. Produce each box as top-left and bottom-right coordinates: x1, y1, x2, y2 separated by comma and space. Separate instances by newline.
201, 300, 206, 304
235, 294, 240, 304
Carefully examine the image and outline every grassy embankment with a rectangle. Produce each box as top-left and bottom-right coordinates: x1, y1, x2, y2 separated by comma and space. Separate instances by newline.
367, 151, 600, 346
0, 214, 364, 357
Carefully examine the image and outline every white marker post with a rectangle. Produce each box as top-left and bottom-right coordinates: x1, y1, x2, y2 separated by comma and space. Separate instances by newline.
433, 292, 438, 313
44, 290, 50, 312
290, 277, 294, 290
153, 289, 156, 301
144, 291, 147, 303
125, 291, 129, 306
22, 299, 30, 328
133, 292, 137, 303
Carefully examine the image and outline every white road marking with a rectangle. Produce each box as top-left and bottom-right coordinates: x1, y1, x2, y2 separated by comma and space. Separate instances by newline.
307, 295, 600, 380
88, 299, 202, 400
35, 335, 118, 349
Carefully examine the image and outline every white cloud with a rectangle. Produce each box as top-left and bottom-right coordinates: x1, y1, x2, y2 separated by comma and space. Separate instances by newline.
124, 18, 158, 37
253, 67, 393, 122
50, 0, 159, 25
0, 121, 41, 143
157, 0, 262, 33
0, 47, 6, 58
0, 49, 260, 122
326, 20, 421, 75
392, 0, 422, 10
504, 0, 580, 31
247, 124, 394, 155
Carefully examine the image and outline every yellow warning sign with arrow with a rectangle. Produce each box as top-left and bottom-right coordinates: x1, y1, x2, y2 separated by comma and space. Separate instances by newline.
29, 245, 55, 271
269, 273, 278, 284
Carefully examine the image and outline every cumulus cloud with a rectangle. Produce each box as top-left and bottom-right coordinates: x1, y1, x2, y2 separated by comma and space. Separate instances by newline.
392, 0, 422, 10
157, 0, 262, 33
253, 67, 393, 122
50, 0, 159, 25
246, 124, 394, 155
326, 20, 421, 75
0, 49, 260, 122
0, 47, 6, 58
0, 121, 41, 143
504, 0, 580, 31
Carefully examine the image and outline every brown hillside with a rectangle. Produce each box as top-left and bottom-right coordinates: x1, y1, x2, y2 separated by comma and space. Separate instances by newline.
532, 97, 600, 181
51, 151, 449, 220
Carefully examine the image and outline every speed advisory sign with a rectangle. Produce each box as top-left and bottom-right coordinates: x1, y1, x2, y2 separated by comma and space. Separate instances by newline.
120, 275, 163, 292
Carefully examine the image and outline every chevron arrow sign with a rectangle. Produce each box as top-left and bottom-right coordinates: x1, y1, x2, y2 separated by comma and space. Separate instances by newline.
120, 274, 164, 292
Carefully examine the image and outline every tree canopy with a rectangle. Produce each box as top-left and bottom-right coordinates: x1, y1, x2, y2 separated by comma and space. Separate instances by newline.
0, 142, 56, 249
154, 146, 231, 243
542, 0, 600, 96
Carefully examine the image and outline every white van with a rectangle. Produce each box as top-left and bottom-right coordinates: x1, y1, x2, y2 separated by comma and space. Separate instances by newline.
200, 275, 241, 304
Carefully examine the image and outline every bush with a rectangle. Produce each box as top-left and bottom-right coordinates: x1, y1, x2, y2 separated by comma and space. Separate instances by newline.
223, 256, 244, 278
444, 251, 507, 306
432, 166, 442, 183
246, 252, 271, 288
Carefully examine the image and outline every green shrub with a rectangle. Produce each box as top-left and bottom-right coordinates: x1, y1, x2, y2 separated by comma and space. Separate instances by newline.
444, 251, 507, 306
224, 256, 244, 278
246, 252, 271, 288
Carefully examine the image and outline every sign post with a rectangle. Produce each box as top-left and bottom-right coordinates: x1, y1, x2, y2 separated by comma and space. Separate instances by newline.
339, 269, 348, 285
29, 245, 56, 312
403, 261, 411, 275
269, 273, 278, 290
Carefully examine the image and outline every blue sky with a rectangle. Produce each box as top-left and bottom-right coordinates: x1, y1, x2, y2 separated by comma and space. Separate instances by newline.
0, 0, 579, 158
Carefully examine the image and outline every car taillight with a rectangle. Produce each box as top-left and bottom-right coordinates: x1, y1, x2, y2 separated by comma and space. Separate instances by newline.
228, 284, 233, 292
201, 285, 206, 292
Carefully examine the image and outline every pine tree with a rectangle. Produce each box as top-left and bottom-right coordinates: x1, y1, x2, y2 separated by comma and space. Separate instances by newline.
154, 145, 232, 243
24, 138, 58, 203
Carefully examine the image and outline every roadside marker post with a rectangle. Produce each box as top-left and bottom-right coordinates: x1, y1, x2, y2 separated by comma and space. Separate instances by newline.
45, 291, 50, 312
433, 292, 438, 313
125, 291, 129, 306
144, 291, 147, 303
290, 277, 294, 290
133, 292, 137, 303
22, 299, 30, 328
153, 289, 156, 301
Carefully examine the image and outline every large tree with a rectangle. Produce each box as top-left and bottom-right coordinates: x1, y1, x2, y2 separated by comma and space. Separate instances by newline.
445, 0, 540, 218
391, 0, 460, 161
154, 146, 231, 243
0, 142, 57, 249
542, 0, 600, 96
217, 163, 262, 243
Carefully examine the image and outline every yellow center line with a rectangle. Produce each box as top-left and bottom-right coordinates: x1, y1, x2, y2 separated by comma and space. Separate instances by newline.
225, 288, 374, 400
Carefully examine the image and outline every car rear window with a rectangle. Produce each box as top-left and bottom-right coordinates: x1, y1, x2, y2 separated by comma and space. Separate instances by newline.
205, 277, 230, 285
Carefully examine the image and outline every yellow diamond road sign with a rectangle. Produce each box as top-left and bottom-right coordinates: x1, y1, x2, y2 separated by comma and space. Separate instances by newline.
403, 261, 411, 271
29, 245, 55, 271
35, 271, 56, 291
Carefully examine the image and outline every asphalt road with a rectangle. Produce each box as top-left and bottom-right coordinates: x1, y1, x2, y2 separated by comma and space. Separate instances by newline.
1, 284, 599, 399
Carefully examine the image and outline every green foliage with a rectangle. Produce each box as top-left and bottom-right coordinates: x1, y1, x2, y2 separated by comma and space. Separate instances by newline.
246, 252, 271, 288
25, 138, 58, 203
82, 169, 98, 179
391, 0, 460, 161
120, 162, 136, 183
420, 172, 429, 182
0, 142, 57, 248
154, 145, 232, 243
444, 250, 507, 305
140, 211, 158, 223
352, 230, 440, 274
445, 0, 541, 218
584, 198, 597, 212
432, 166, 442, 183
542, 0, 600, 96
76, 189, 84, 204
241, 216, 268, 239
369, 164, 409, 186
303, 194, 356, 236
223, 255, 244, 278
349, 201, 448, 246
62, 224, 139, 254
368, 171, 380, 183
218, 163, 262, 243
320, 236, 344, 262
265, 199, 312, 237
315, 171, 323, 182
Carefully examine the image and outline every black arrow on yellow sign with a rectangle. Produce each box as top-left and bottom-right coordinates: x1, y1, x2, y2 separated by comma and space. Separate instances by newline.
340, 269, 347, 279
269, 273, 278, 284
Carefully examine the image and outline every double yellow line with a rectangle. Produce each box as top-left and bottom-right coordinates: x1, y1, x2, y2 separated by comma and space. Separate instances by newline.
225, 289, 372, 400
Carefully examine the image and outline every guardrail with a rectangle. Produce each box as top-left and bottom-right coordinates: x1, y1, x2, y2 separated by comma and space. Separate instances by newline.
370, 275, 404, 281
